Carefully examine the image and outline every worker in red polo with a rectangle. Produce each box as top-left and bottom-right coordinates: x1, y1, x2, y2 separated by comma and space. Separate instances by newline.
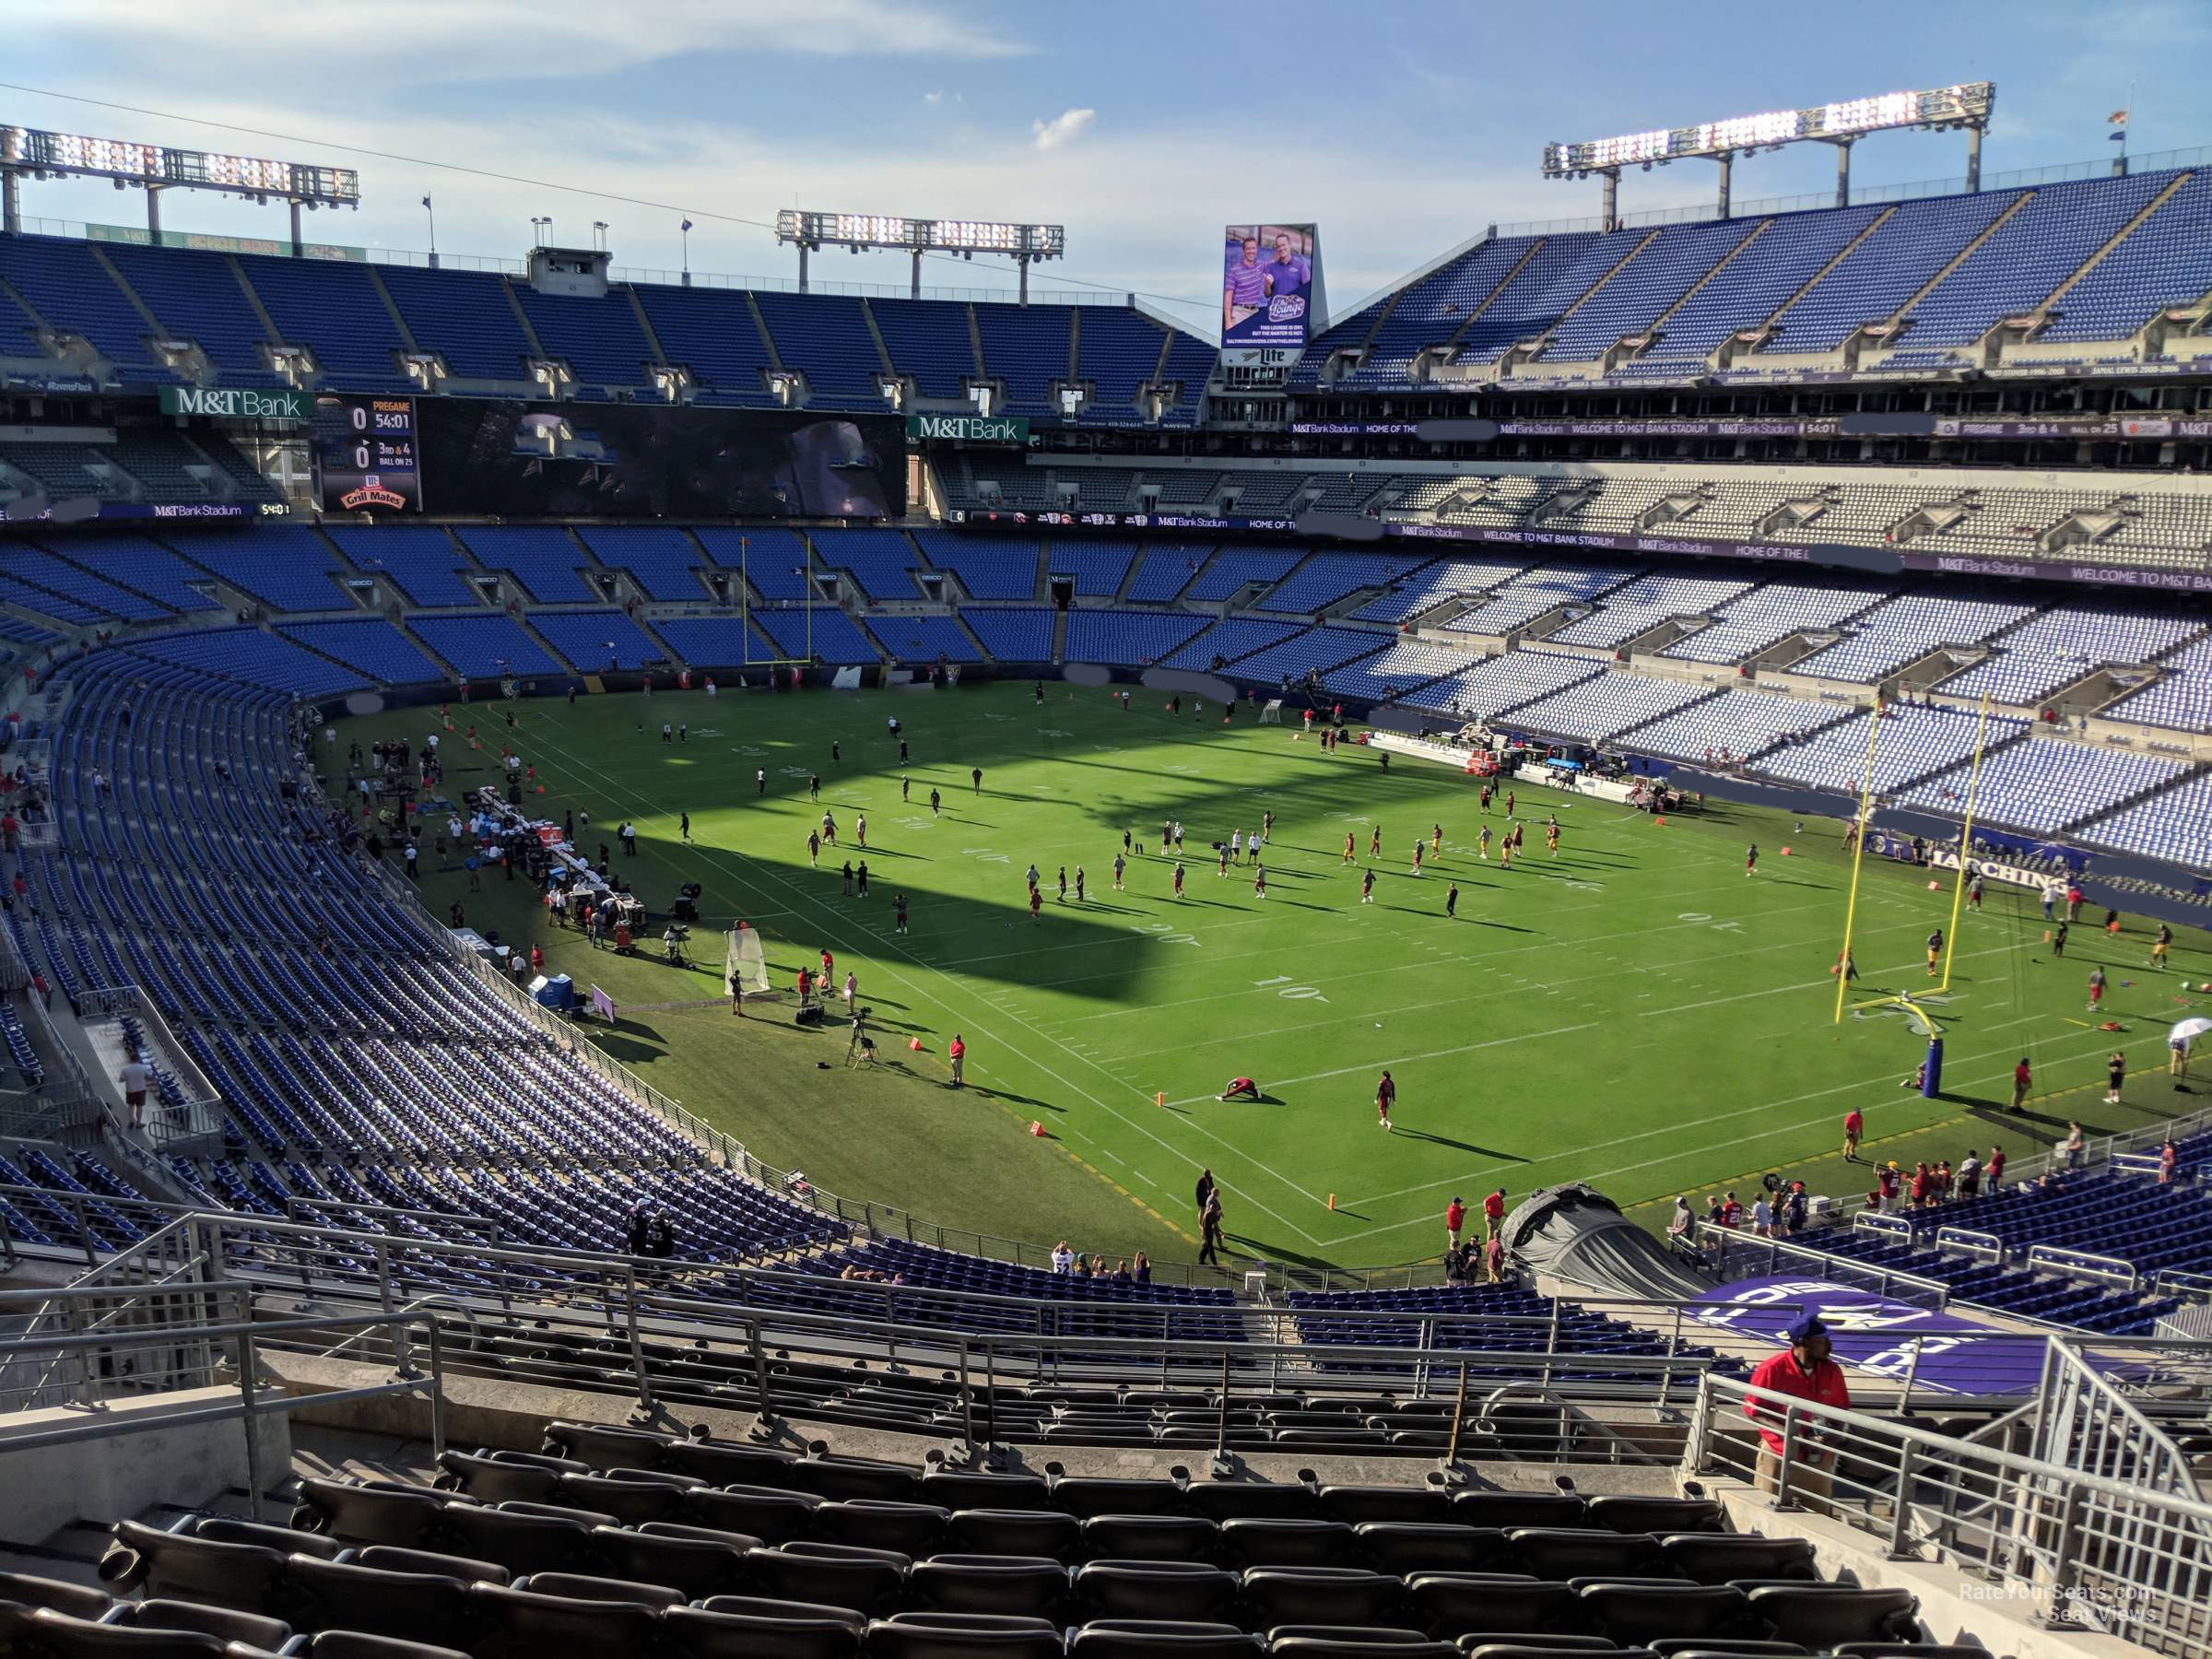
1482, 1187, 1507, 1241
1745, 1313, 1850, 1504
1443, 1195, 1466, 1256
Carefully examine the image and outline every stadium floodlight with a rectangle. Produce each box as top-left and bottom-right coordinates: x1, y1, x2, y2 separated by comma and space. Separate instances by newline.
775, 208, 1065, 301
1, 122, 360, 251
1541, 82, 1995, 226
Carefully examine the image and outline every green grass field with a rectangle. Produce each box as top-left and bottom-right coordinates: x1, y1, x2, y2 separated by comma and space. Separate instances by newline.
321, 682, 2212, 1273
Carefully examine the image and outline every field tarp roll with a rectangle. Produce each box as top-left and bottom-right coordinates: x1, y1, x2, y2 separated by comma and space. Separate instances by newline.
1500, 1182, 1708, 1301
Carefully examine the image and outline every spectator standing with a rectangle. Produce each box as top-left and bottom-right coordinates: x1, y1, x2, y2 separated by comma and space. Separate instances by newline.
1956, 1150, 1981, 1199
1751, 1194, 1773, 1238
1483, 1186, 1507, 1241
2159, 1137, 2179, 1186
117, 1051, 151, 1130
1667, 1196, 1696, 1258
1198, 1190, 1225, 1266
1484, 1232, 1506, 1285
2063, 1121, 2087, 1171
1986, 1145, 2006, 1189
1745, 1315, 1850, 1504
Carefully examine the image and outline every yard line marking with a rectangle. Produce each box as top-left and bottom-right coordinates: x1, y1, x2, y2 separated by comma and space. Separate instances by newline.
1161, 1020, 1603, 1109
521, 728, 1334, 1244
1325, 1024, 2147, 1236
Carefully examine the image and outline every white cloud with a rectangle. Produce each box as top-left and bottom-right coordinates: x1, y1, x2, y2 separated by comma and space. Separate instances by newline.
52, 0, 1030, 78
1031, 109, 1098, 152
924, 91, 944, 104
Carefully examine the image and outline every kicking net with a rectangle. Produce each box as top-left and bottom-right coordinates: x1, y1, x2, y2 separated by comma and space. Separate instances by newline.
724, 924, 771, 994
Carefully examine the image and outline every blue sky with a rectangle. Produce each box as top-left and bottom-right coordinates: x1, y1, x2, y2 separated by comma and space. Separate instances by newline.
4, 0, 2206, 326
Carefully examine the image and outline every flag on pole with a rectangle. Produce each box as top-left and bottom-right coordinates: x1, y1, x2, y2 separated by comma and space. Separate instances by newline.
2107, 110, 2129, 141
681, 219, 693, 232
422, 194, 433, 208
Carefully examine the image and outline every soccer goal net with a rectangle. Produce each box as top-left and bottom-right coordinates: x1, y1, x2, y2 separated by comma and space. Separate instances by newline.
724, 924, 771, 994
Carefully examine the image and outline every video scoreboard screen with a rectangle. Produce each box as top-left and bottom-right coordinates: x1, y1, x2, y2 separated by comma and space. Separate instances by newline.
314, 394, 423, 513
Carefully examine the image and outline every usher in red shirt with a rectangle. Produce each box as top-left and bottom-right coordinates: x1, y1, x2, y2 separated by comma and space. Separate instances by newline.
1744, 1349, 1851, 1455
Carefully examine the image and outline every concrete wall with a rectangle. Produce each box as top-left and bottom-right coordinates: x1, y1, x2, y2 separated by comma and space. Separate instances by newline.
0, 1387, 290, 1545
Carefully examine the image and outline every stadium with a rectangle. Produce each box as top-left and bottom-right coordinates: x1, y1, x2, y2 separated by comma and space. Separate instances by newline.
1, 27, 2211, 1659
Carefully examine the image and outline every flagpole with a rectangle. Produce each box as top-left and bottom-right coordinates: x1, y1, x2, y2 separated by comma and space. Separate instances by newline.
424, 195, 438, 270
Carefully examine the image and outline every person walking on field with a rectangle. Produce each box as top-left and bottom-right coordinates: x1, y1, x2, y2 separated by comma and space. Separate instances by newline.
1198, 1189, 1225, 1266
2088, 965, 2107, 1013
1194, 1167, 1216, 1229
1842, 1107, 1864, 1163
1374, 1068, 1396, 1131
2010, 1056, 2032, 1113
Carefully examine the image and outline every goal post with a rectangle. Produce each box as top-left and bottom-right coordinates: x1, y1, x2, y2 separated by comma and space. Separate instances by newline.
724, 924, 771, 994
1259, 699, 1284, 724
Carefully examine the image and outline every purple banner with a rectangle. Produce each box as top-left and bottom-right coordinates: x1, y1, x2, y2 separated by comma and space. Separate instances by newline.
1289, 415, 2206, 441
0, 500, 266, 528
1693, 1275, 2053, 1395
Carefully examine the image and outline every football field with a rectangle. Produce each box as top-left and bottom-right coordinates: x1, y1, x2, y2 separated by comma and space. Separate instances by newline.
324, 682, 2212, 1272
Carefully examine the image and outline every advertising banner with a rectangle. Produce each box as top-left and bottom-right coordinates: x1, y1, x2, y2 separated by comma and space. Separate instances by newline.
157, 385, 309, 421
905, 412, 1030, 444
1223, 223, 1318, 351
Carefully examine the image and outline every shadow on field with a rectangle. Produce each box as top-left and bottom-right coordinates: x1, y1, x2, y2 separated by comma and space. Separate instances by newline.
1393, 1127, 1526, 1159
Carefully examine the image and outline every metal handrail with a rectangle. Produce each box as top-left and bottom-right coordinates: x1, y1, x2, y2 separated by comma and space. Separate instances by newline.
0, 1304, 446, 1519
1690, 1221, 1953, 1306
1688, 1368, 2212, 1655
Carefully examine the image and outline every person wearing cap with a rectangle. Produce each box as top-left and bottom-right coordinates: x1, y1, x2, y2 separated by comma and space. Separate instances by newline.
1745, 1313, 1850, 1504
1482, 1187, 1507, 1241
1444, 1195, 1466, 1255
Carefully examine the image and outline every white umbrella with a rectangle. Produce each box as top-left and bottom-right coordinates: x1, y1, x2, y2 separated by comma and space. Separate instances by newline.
2170, 1017, 2212, 1046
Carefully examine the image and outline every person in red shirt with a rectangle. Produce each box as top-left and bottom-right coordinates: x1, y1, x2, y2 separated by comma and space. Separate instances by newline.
1483, 1187, 1507, 1241
1985, 1145, 2006, 1190
1374, 1070, 1395, 1131
1218, 1077, 1261, 1101
947, 1033, 966, 1088
2159, 1137, 2178, 1186
1718, 1191, 1744, 1229
1841, 1108, 1864, 1163
2010, 1056, 2031, 1113
1444, 1195, 1466, 1254
796, 967, 813, 1004
1909, 1162, 1932, 1207
1746, 1314, 1850, 1503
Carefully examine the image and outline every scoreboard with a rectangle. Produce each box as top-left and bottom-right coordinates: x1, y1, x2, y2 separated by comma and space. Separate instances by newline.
314, 394, 423, 513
